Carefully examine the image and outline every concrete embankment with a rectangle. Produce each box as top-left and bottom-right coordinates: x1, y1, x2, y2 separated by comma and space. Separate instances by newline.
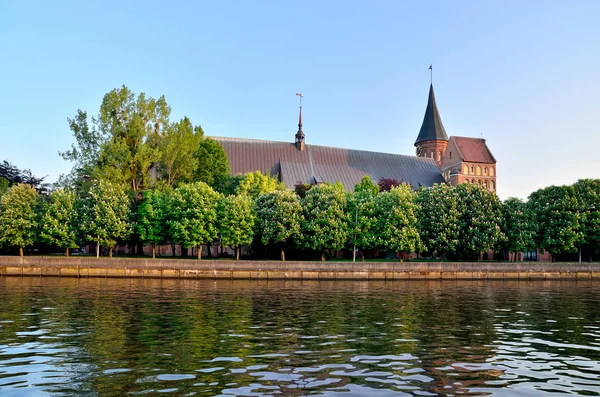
1, 256, 600, 280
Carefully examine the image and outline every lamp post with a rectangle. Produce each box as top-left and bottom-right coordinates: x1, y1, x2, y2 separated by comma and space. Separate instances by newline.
353, 198, 366, 263
577, 205, 595, 263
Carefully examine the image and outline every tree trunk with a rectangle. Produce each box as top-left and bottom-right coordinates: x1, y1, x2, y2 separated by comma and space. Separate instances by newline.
96, 237, 100, 258
321, 251, 325, 262
66, 248, 69, 257
361, 251, 364, 262
19, 247, 23, 257
171, 243, 176, 257
109, 247, 113, 258
236, 246, 240, 261
281, 248, 285, 261
152, 245, 156, 259
197, 245, 201, 260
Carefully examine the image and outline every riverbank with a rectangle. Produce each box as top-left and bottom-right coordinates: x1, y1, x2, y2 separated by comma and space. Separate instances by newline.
1, 256, 599, 280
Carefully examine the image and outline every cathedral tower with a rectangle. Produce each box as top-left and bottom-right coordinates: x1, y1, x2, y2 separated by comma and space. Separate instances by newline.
414, 84, 448, 167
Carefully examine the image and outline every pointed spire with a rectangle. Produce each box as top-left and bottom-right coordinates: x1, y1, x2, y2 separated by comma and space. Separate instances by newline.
295, 105, 304, 141
295, 93, 305, 150
415, 84, 448, 145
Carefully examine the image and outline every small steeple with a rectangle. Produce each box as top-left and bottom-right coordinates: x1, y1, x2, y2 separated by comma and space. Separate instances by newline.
295, 93, 305, 151
414, 84, 449, 145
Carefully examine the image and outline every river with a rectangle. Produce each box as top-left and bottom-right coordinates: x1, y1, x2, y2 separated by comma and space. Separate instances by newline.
0, 278, 599, 396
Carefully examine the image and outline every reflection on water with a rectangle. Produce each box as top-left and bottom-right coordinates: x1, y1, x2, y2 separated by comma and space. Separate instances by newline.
0, 278, 599, 396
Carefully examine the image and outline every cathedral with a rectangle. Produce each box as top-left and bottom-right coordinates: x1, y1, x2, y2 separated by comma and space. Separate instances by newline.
212, 84, 496, 191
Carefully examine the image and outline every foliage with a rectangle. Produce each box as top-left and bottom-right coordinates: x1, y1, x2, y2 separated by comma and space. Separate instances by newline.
218, 195, 255, 259
499, 197, 535, 255
415, 184, 460, 257
158, 117, 203, 186
136, 190, 167, 257
40, 188, 80, 254
80, 180, 131, 255
294, 182, 312, 199
378, 177, 402, 192
195, 138, 231, 189
235, 171, 284, 198
354, 175, 379, 196
0, 177, 8, 197
573, 179, 600, 255
167, 182, 220, 258
62, 86, 171, 196
0, 160, 49, 193
59, 110, 104, 180
255, 190, 304, 259
347, 188, 378, 253
216, 174, 244, 196
299, 183, 349, 259
454, 184, 503, 259
0, 184, 39, 255
373, 184, 422, 254
528, 185, 583, 256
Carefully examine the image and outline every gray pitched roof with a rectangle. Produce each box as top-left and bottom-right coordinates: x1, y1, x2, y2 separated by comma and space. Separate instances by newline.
211, 136, 444, 191
414, 84, 449, 145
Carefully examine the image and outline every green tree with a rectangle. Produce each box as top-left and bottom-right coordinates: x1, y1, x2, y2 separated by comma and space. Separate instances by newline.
455, 184, 503, 260
59, 109, 105, 190
167, 182, 220, 259
136, 189, 167, 258
81, 180, 131, 257
348, 187, 378, 261
573, 179, 600, 260
235, 171, 284, 198
62, 86, 171, 196
158, 117, 203, 186
40, 188, 80, 256
97, 86, 170, 194
255, 190, 304, 261
373, 184, 422, 258
528, 184, 583, 259
218, 195, 255, 260
300, 183, 349, 261
0, 184, 39, 256
195, 138, 231, 189
354, 175, 379, 196
0, 177, 8, 197
500, 197, 535, 261
415, 183, 460, 258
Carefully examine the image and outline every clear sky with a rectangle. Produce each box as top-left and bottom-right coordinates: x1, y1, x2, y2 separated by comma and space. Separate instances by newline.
1, 0, 599, 199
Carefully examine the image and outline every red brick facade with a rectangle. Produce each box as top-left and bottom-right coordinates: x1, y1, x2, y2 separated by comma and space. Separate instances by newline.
415, 140, 448, 167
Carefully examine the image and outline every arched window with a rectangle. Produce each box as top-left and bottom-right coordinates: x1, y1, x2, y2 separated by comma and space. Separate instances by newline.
490, 167, 495, 176
478, 180, 482, 185
438, 151, 442, 161
476, 166, 481, 176
484, 167, 488, 175
491, 180, 495, 190
472, 179, 476, 184
471, 166, 475, 174
463, 165, 468, 174
430, 151, 434, 158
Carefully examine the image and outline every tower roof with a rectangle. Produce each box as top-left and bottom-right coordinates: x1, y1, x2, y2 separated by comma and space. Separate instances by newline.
414, 84, 448, 145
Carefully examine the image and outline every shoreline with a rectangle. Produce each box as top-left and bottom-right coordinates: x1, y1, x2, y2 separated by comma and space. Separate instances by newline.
1, 256, 599, 280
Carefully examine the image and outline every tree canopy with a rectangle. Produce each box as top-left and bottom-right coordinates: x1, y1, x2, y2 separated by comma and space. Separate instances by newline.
0, 184, 40, 256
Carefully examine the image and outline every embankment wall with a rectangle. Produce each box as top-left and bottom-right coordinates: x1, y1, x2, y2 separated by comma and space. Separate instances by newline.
1, 256, 599, 280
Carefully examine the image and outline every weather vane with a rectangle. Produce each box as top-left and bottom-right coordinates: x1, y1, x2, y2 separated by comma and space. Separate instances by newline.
429, 64, 433, 84
296, 92, 303, 108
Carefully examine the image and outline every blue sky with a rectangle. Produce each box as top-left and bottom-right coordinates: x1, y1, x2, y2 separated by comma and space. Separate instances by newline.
1, 0, 599, 199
